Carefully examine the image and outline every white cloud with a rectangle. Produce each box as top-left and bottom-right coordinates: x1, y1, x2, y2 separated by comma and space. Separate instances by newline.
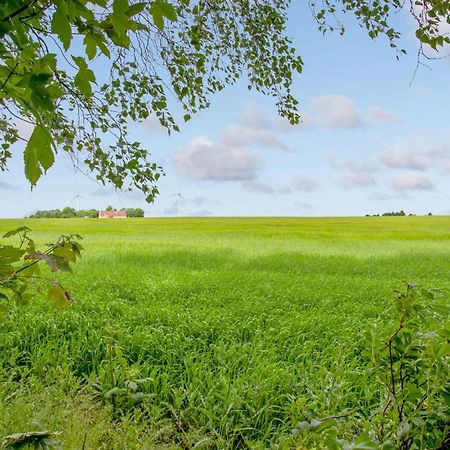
303, 95, 362, 128
172, 136, 263, 181
160, 194, 220, 216
242, 180, 275, 194
91, 187, 145, 201
242, 180, 291, 194
294, 201, 313, 209
239, 102, 272, 130
190, 196, 221, 207
376, 135, 450, 175
292, 175, 318, 191
222, 124, 288, 151
340, 173, 376, 188
329, 154, 379, 173
379, 147, 429, 170
277, 186, 293, 194
368, 192, 392, 201
142, 115, 169, 134
391, 172, 434, 191
425, 141, 450, 160
368, 191, 409, 201
241, 98, 398, 133
0, 180, 16, 191
367, 107, 400, 125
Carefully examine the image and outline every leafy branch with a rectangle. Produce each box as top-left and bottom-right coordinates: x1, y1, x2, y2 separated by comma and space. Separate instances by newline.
0, 226, 83, 311
292, 282, 450, 449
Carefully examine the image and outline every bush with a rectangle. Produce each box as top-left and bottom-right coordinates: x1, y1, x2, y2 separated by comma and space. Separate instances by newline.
293, 283, 450, 449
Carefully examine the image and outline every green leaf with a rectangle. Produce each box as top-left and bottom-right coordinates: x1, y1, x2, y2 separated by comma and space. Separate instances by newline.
437, 342, 450, 357
84, 32, 111, 59
0, 246, 25, 265
27, 252, 71, 273
113, 0, 129, 14
51, 6, 72, 50
159, 0, 177, 21
48, 283, 67, 309
23, 124, 55, 186
149, 0, 176, 30
72, 56, 96, 96
53, 244, 77, 263
0, 245, 25, 277
126, 2, 146, 17
3, 226, 31, 238
84, 34, 98, 60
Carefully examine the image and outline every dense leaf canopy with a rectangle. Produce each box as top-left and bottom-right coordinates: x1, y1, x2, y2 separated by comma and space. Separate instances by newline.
0, 0, 448, 201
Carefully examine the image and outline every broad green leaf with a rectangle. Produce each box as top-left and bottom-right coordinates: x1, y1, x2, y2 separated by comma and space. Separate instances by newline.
113, 0, 129, 15
0, 245, 25, 277
149, 0, 164, 30
84, 33, 110, 59
53, 244, 76, 263
3, 226, 31, 238
48, 283, 67, 308
126, 2, 147, 17
84, 34, 98, 60
110, 10, 129, 36
0, 246, 26, 264
159, 0, 177, 21
24, 124, 55, 186
26, 252, 71, 272
149, 0, 177, 29
72, 56, 96, 96
51, 6, 72, 50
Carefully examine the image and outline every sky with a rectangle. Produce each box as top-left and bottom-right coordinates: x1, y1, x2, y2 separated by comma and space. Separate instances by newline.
1, 3, 450, 218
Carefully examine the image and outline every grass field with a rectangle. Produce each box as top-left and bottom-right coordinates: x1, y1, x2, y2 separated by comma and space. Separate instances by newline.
0, 217, 449, 449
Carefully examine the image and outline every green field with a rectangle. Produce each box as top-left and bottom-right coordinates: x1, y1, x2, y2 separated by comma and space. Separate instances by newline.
0, 217, 449, 449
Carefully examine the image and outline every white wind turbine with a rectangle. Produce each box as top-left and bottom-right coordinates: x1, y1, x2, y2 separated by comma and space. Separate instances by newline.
170, 191, 184, 217
68, 193, 85, 211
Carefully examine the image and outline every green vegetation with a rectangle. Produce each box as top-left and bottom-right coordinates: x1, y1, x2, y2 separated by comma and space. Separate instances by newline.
0, 226, 83, 314
0, 217, 448, 448
29, 207, 99, 219
382, 211, 406, 217
29, 207, 144, 218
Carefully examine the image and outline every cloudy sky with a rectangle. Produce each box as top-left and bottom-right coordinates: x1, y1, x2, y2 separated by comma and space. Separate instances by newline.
1, 3, 450, 218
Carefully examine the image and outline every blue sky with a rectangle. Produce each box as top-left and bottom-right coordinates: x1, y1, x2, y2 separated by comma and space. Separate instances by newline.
1, 3, 450, 218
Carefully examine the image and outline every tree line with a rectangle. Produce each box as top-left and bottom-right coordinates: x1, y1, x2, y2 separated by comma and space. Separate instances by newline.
29, 207, 144, 218
365, 211, 433, 217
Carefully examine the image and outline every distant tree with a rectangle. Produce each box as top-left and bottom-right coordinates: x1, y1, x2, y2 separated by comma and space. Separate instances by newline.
382, 210, 407, 217
125, 208, 144, 218
29, 208, 99, 218
105, 205, 114, 212
76, 209, 87, 218
428, 212, 433, 216
61, 207, 76, 218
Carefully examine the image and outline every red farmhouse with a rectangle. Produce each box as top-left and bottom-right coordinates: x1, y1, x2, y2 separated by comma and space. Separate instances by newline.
98, 210, 127, 219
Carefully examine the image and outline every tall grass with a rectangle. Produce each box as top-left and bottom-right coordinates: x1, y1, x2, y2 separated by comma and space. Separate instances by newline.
0, 217, 449, 448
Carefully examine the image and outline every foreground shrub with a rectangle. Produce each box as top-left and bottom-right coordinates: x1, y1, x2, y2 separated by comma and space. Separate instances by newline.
294, 283, 450, 449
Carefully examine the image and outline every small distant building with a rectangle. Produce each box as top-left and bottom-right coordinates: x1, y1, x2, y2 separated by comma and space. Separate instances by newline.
99, 210, 127, 219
